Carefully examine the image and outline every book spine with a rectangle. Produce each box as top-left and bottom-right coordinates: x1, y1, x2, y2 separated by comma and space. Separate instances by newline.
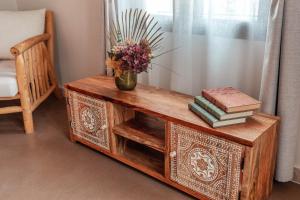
194, 98, 222, 119
202, 90, 228, 112
188, 103, 217, 127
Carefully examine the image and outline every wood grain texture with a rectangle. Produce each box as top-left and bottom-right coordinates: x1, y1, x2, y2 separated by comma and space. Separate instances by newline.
112, 103, 135, 125
65, 77, 279, 200
117, 138, 165, 175
240, 122, 279, 200
113, 119, 165, 152
10, 34, 50, 56
64, 89, 75, 142
0, 94, 20, 101
15, 54, 34, 133
66, 75, 277, 147
45, 11, 55, 66
0, 106, 22, 114
164, 122, 171, 179
110, 103, 135, 155
106, 102, 116, 153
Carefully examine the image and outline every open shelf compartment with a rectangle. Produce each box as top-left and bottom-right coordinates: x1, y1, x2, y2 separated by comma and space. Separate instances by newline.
116, 136, 165, 176
113, 111, 166, 152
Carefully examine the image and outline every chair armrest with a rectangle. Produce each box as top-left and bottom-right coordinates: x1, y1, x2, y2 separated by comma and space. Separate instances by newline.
10, 33, 51, 56
13, 32, 58, 109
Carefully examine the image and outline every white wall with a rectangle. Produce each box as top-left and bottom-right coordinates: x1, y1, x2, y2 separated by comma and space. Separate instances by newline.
16, 0, 106, 85
0, 0, 18, 10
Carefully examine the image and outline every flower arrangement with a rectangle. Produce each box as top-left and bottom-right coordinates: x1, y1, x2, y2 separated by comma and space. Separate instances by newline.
106, 39, 152, 77
106, 9, 164, 90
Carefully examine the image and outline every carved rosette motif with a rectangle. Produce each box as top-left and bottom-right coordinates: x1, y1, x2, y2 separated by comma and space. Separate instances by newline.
80, 107, 100, 133
170, 123, 243, 200
68, 91, 110, 151
189, 148, 219, 182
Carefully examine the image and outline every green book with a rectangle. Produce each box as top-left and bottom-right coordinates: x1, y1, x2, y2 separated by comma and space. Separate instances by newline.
194, 96, 253, 120
188, 103, 246, 128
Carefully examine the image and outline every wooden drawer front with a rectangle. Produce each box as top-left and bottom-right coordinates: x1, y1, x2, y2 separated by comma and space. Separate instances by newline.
170, 123, 243, 200
68, 90, 110, 151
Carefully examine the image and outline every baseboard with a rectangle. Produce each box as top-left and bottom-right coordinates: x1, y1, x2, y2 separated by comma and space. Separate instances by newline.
293, 167, 300, 184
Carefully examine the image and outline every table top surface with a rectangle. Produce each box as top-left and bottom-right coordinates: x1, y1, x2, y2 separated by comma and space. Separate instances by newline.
65, 75, 279, 147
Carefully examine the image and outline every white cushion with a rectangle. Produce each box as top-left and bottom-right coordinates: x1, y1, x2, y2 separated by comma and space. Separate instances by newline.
0, 9, 46, 59
0, 60, 16, 76
0, 60, 18, 97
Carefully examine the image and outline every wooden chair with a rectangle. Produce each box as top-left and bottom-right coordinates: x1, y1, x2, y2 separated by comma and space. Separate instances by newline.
0, 11, 61, 134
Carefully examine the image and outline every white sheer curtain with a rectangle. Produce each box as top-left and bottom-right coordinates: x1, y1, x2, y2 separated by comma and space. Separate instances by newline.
105, 0, 270, 98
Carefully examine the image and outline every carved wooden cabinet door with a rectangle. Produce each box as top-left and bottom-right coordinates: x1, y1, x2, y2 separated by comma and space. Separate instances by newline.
170, 123, 244, 200
67, 90, 110, 151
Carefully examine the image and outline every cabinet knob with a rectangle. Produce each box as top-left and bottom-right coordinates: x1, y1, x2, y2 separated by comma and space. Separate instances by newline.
100, 125, 107, 130
170, 151, 177, 158
70, 121, 75, 129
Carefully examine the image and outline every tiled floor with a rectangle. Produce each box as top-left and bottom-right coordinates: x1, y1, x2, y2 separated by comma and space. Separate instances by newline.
0, 96, 299, 200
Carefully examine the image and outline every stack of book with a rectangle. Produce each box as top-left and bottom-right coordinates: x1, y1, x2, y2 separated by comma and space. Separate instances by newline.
189, 87, 261, 128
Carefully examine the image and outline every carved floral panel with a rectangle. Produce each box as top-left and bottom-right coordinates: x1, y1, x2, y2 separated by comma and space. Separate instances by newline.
68, 90, 110, 151
170, 123, 243, 200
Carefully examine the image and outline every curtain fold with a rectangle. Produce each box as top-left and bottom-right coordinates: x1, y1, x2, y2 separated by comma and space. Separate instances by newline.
260, 0, 300, 182
259, 0, 284, 115
277, 0, 300, 182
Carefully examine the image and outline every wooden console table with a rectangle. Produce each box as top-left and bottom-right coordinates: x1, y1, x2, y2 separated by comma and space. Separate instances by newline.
64, 75, 279, 200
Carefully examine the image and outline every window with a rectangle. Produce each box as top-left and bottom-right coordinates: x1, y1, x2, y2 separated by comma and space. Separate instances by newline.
143, 0, 260, 21
202, 0, 260, 21
116, 0, 269, 40
144, 0, 173, 16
